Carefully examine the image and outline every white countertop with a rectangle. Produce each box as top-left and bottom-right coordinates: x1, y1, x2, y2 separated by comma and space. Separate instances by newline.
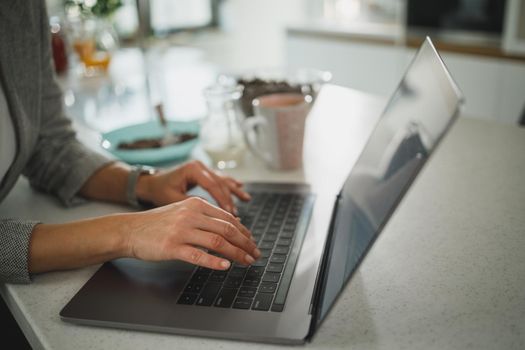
1, 85, 525, 349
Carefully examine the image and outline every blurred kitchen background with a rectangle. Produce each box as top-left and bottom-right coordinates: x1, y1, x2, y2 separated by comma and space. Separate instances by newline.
46, 0, 525, 129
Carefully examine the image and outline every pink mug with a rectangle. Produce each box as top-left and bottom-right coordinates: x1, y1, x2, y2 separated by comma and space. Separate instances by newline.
243, 93, 313, 170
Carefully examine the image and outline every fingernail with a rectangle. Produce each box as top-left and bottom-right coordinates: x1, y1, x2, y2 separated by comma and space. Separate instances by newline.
233, 207, 238, 216
220, 260, 231, 269
245, 254, 255, 264
253, 248, 261, 258
244, 193, 252, 200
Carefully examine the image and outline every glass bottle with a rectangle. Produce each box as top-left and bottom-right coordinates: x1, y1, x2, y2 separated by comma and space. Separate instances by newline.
50, 16, 69, 75
201, 84, 245, 170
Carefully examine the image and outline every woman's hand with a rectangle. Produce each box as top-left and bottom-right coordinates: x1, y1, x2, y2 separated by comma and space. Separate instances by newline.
124, 196, 260, 270
136, 160, 250, 215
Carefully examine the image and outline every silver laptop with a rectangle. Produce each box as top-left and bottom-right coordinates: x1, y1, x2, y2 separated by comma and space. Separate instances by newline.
60, 37, 463, 344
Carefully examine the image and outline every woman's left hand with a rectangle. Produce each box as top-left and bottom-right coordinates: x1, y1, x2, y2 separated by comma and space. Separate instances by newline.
135, 160, 251, 214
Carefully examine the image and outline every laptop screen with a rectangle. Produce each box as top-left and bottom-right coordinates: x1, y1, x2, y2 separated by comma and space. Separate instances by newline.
313, 38, 463, 327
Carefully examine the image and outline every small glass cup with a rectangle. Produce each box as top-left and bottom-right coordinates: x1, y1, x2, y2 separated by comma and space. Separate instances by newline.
69, 16, 118, 77
201, 84, 246, 170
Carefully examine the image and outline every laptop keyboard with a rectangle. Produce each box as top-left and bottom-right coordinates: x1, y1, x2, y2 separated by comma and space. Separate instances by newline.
177, 191, 313, 312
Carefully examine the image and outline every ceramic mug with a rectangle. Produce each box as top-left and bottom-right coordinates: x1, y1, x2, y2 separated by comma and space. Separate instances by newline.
242, 93, 312, 170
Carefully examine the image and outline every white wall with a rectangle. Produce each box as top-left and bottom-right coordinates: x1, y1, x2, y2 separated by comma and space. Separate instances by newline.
287, 34, 525, 123
214, 0, 309, 70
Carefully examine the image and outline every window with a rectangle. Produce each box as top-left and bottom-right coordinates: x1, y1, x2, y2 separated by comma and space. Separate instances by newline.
151, 0, 214, 33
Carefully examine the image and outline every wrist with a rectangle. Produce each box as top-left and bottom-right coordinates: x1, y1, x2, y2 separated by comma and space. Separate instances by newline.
127, 165, 157, 208
111, 213, 137, 259
135, 172, 154, 203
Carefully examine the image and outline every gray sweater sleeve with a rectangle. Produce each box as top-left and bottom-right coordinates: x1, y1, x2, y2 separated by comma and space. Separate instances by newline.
21, 2, 112, 207
0, 220, 39, 283
0, 4, 113, 284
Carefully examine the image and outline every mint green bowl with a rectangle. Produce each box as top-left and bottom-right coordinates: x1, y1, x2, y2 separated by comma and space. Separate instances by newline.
101, 120, 200, 165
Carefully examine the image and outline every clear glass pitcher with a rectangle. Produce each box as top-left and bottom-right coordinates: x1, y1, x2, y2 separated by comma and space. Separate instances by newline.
201, 84, 246, 169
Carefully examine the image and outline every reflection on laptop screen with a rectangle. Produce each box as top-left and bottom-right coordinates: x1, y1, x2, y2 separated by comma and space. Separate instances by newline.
314, 38, 463, 325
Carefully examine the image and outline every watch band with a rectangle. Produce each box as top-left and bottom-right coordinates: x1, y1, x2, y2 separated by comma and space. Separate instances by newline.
126, 165, 156, 208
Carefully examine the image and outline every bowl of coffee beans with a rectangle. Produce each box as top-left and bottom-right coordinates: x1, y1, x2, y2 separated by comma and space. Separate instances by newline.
218, 67, 332, 117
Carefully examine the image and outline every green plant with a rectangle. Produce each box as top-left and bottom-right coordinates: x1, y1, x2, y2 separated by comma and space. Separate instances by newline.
65, 0, 123, 18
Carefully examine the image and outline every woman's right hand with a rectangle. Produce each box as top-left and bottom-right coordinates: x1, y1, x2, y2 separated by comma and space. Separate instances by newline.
124, 197, 260, 270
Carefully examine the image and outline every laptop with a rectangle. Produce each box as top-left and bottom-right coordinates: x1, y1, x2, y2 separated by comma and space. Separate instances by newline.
60, 37, 463, 344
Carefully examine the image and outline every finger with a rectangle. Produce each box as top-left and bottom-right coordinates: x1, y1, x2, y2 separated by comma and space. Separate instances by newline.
206, 171, 238, 212
225, 178, 251, 201
187, 229, 256, 266
188, 198, 252, 239
225, 176, 243, 188
195, 215, 259, 258
174, 245, 231, 270
188, 164, 235, 214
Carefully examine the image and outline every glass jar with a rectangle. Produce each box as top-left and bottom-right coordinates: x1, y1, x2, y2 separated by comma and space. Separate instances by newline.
70, 16, 118, 76
201, 84, 246, 170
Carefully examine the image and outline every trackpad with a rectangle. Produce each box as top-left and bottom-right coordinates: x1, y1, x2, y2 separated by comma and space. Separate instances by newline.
60, 259, 196, 323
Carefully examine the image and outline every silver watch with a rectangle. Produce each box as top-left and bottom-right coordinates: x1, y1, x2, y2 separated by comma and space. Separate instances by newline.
126, 165, 157, 208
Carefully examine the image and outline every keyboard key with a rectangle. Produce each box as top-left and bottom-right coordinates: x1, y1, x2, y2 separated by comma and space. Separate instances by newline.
177, 293, 198, 305
263, 234, 278, 241
258, 215, 270, 222
252, 293, 273, 311
190, 273, 209, 283
280, 231, 294, 238
266, 262, 284, 273
283, 224, 296, 231
282, 226, 296, 234
271, 304, 284, 312
251, 258, 268, 267
254, 223, 267, 230
184, 283, 203, 294
242, 277, 261, 287
209, 271, 228, 283
269, 223, 282, 230
247, 266, 265, 277
259, 249, 272, 258
276, 205, 287, 213
277, 238, 292, 246
248, 208, 260, 214
253, 228, 266, 236
270, 254, 286, 264
259, 241, 274, 250
233, 297, 253, 309
232, 262, 249, 269
262, 272, 280, 283
196, 283, 221, 306
258, 283, 277, 293
229, 267, 247, 278
238, 287, 257, 298
197, 267, 212, 274
274, 246, 289, 255
215, 288, 238, 308
224, 276, 243, 288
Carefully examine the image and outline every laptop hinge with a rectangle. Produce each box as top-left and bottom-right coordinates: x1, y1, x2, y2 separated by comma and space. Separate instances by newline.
306, 192, 342, 341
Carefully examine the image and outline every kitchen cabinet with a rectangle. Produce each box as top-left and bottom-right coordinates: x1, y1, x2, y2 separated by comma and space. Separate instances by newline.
287, 28, 525, 124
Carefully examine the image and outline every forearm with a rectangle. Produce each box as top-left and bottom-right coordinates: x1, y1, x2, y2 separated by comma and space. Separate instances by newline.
78, 162, 130, 204
79, 161, 155, 206
28, 214, 131, 274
